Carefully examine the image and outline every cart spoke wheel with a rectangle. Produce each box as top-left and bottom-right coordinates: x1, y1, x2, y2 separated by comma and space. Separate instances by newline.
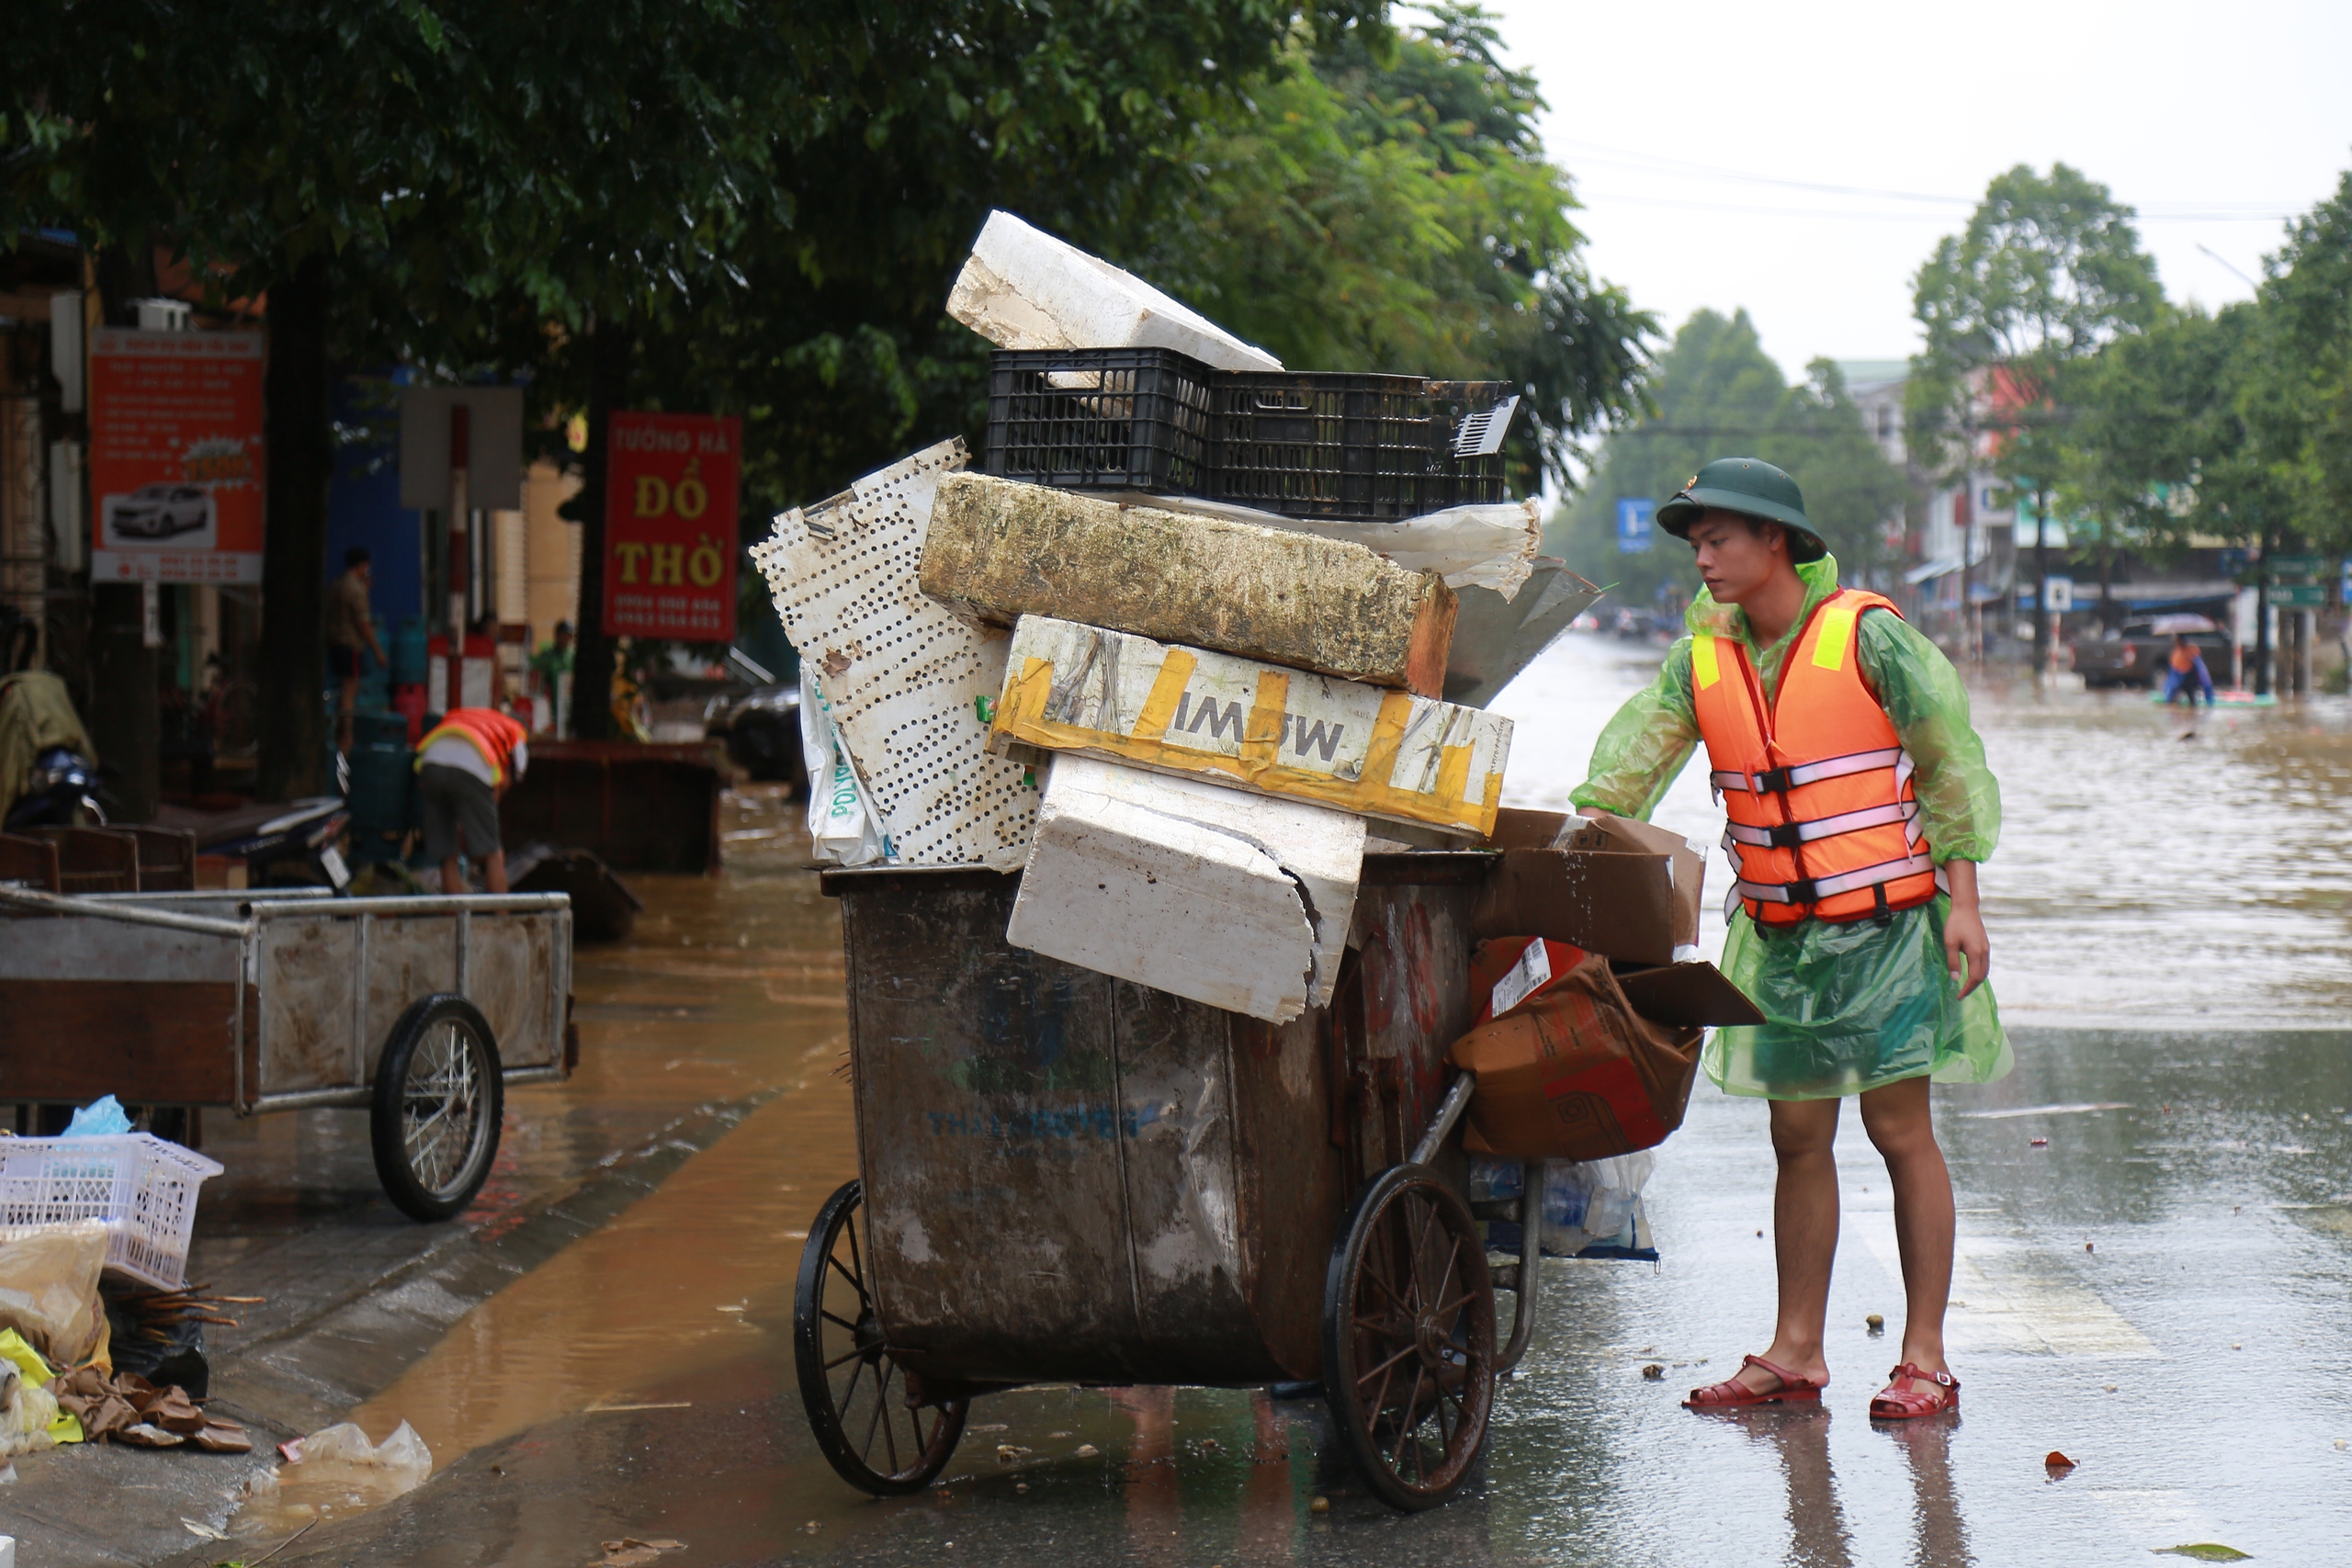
1324, 1165, 1495, 1512
794, 1179, 967, 1495
370, 994, 503, 1223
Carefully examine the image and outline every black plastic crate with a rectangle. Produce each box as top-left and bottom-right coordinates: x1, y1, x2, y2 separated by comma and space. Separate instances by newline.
985, 348, 1216, 495
1208, 375, 1510, 520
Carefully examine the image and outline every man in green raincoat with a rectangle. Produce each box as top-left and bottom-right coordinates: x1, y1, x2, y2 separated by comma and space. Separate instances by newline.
1572, 457, 2009, 1421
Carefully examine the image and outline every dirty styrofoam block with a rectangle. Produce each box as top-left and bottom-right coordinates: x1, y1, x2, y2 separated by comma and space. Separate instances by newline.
992, 615, 1513, 839
1134, 493, 1544, 601
922, 474, 1457, 695
750, 438, 1036, 869
946, 209, 1282, 373
1007, 754, 1365, 1022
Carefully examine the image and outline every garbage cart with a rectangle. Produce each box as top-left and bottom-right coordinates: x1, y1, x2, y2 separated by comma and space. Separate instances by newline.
0, 886, 574, 1221
794, 852, 1552, 1512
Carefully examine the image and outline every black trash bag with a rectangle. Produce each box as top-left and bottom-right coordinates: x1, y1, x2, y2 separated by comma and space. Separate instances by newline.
100, 1278, 208, 1398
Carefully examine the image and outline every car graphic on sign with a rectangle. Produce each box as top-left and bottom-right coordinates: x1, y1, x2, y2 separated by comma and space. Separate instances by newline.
107, 484, 214, 540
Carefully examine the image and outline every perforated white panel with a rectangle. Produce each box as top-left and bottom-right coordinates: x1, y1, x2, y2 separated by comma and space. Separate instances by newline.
752, 438, 1038, 868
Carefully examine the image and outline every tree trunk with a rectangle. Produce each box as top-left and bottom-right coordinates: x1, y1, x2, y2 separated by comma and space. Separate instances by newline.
569, 322, 632, 742
255, 255, 335, 801
2031, 485, 2051, 683
85, 245, 161, 817
2252, 526, 2274, 697
85, 585, 158, 820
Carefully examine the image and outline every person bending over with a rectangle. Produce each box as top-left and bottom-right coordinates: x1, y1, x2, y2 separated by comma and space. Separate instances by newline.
413, 705, 528, 894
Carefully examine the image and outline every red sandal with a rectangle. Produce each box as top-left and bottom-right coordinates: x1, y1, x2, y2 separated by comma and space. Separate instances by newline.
1870, 1362, 1959, 1419
1683, 1354, 1826, 1410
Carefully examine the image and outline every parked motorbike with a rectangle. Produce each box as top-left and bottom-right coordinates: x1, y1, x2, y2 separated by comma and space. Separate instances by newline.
203, 796, 354, 890
3, 746, 112, 831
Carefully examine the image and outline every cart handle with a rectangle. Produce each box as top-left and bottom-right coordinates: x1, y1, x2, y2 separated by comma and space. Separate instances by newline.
0, 885, 249, 937
1409, 1073, 1477, 1167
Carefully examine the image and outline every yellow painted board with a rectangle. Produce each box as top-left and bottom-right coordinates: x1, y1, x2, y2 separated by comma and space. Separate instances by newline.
990, 615, 1512, 837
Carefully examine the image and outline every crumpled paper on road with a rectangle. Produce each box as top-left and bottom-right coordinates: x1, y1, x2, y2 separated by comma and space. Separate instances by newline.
49, 1364, 248, 1451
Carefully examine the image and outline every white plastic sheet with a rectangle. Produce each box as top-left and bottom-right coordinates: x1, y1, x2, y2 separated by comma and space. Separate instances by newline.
797, 667, 886, 866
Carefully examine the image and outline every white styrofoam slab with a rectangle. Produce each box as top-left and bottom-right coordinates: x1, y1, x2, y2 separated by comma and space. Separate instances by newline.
751, 439, 1037, 868
1007, 754, 1364, 1022
946, 210, 1282, 373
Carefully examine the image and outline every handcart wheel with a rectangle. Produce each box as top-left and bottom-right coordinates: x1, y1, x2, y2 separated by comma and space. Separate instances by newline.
1322, 1164, 1496, 1511
369, 994, 503, 1223
795, 1179, 967, 1495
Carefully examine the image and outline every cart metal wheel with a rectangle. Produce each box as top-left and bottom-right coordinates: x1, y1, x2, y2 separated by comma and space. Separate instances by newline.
795, 1179, 967, 1495
1323, 1163, 1497, 1511
369, 994, 503, 1222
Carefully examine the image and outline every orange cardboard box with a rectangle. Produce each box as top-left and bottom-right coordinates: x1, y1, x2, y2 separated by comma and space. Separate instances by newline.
1470, 808, 1703, 964
1449, 939, 1762, 1162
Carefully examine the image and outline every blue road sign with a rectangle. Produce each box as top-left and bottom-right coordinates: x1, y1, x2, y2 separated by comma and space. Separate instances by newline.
1616, 497, 1655, 554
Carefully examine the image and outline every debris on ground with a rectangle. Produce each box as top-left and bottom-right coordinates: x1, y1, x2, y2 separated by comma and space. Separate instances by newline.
2153, 1547, 2252, 1562
50, 1366, 248, 1451
1640, 1364, 1664, 1381
1865, 1314, 1885, 1334
2044, 1450, 2076, 1475
593, 1538, 685, 1567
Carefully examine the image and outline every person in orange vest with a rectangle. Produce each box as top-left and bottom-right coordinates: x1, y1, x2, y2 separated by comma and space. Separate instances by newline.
2161, 634, 2216, 707
413, 705, 529, 894
1573, 458, 2009, 1422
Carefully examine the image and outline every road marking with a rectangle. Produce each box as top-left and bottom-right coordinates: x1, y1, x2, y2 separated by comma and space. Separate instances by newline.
1846, 1206, 2157, 1358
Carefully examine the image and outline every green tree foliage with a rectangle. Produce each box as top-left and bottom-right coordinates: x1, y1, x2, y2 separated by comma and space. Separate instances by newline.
1136, 4, 1653, 487
2253, 169, 2352, 545
1554, 310, 1904, 612
1907, 164, 2163, 671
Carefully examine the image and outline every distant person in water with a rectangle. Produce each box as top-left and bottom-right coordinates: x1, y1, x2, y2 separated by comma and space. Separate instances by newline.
2162, 635, 2216, 706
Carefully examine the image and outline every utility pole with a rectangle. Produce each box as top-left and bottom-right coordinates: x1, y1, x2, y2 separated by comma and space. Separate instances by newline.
568, 322, 631, 741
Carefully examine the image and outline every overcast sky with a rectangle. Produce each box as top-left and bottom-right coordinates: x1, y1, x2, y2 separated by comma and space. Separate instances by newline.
1473, 0, 2352, 377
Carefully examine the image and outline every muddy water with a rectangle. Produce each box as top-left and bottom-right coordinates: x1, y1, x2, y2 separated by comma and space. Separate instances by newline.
230, 643, 2352, 1556
1492, 631, 2352, 1025
232, 784, 863, 1536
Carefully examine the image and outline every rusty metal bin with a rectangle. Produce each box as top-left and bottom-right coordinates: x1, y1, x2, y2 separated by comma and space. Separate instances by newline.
803, 852, 1523, 1509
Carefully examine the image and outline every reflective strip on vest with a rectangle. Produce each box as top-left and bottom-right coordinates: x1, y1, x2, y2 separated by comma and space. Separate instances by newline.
1710, 746, 1905, 796
1733, 850, 1939, 906
1722, 798, 1920, 850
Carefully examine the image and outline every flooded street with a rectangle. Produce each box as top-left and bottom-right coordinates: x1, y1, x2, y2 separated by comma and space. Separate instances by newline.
220, 635, 2352, 1565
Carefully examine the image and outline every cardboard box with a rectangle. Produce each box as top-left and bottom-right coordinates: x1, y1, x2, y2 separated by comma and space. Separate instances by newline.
1469, 809, 1704, 964
989, 615, 1513, 838
1447, 945, 1760, 1162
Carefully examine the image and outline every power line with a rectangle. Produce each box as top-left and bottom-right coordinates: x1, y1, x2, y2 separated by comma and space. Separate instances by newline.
1555, 136, 2304, 222
1578, 191, 2297, 224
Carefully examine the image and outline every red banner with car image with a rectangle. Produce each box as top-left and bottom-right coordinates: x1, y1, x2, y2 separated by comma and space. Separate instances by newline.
601, 412, 740, 642
88, 328, 266, 583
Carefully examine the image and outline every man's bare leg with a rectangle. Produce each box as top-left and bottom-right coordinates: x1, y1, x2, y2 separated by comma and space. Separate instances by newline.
338, 673, 359, 752
483, 850, 508, 895
1732, 1095, 1841, 1393
1859, 1075, 1954, 1394
440, 856, 465, 896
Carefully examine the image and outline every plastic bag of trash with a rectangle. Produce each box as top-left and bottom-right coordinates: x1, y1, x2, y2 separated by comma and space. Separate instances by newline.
283, 1420, 432, 1487
798, 666, 886, 866
1468, 1155, 1658, 1261
62, 1096, 131, 1136
0, 1220, 110, 1367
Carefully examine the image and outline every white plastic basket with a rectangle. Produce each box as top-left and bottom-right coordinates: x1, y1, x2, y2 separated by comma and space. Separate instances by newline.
0, 1134, 225, 1290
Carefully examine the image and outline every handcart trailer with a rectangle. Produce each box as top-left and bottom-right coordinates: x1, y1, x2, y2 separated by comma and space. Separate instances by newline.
0, 886, 575, 1221
796, 852, 1551, 1513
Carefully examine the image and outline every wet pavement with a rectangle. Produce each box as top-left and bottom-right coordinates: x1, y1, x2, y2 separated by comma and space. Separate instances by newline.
17, 635, 2352, 1564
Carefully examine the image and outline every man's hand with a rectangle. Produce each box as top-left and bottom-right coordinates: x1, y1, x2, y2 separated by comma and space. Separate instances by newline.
1940, 859, 1989, 998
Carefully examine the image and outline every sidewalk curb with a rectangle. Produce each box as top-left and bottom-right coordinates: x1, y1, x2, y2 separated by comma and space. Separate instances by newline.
0, 1087, 780, 1568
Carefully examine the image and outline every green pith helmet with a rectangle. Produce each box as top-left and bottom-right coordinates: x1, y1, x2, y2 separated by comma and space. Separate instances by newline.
1655, 457, 1827, 563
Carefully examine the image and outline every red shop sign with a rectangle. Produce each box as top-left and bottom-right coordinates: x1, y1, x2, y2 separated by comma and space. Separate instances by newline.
602, 411, 741, 641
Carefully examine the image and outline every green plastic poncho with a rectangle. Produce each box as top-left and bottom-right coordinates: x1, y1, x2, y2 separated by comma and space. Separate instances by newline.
1570, 556, 2012, 1100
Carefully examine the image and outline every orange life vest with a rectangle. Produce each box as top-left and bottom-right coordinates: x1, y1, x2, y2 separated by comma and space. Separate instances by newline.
1690, 588, 1944, 927
413, 706, 529, 786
